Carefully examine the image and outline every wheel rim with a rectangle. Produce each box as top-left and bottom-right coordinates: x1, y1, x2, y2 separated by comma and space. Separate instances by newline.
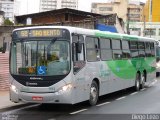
90, 85, 98, 102
136, 80, 140, 89
141, 74, 145, 88
136, 75, 140, 90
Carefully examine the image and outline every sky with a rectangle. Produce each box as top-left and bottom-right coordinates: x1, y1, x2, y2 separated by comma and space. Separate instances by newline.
16, 0, 146, 15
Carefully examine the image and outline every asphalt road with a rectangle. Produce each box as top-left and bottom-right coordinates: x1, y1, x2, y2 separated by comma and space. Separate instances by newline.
1, 79, 160, 120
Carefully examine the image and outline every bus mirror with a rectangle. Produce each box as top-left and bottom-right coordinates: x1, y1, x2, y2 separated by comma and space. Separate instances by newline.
76, 43, 82, 53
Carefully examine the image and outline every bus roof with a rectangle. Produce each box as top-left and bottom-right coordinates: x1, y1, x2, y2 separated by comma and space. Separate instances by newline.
13, 26, 155, 42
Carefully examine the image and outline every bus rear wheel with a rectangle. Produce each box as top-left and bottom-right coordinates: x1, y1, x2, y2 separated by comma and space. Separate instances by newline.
135, 73, 140, 91
89, 81, 99, 106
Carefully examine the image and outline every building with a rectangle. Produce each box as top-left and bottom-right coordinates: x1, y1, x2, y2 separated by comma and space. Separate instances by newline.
129, 22, 160, 40
128, 3, 145, 22
40, 0, 78, 12
0, 0, 14, 22
91, 0, 128, 22
15, 8, 125, 33
144, 0, 160, 22
0, 10, 4, 25
91, 0, 147, 23
15, 8, 102, 25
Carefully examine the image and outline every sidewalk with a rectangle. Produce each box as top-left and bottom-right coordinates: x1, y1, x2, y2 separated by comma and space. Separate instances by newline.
0, 91, 25, 110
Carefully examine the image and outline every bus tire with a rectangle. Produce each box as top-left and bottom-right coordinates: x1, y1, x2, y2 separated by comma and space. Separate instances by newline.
89, 80, 99, 106
135, 73, 140, 91
140, 72, 146, 89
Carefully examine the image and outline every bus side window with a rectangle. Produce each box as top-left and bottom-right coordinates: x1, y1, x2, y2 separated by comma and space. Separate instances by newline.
72, 35, 85, 73
121, 40, 131, 59
130, 41, 139, 58
150, 42, 155, 57
145, 42, 152, 57
112, 39, 122, 59
100, 38, 112, 60
86, 36, 100, 61
138, 42, 145, 57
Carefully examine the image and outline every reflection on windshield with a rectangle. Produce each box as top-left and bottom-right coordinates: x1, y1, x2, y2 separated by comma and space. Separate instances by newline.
10, 39, 70, 76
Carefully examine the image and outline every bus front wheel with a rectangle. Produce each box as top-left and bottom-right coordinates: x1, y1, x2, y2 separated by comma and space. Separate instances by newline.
89, 81, 99, 106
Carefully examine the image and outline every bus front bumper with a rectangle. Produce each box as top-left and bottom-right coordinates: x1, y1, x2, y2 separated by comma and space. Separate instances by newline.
10, 86, 74, 104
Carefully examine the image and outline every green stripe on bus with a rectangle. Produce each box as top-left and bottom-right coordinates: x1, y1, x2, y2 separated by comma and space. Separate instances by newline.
106, 58, 156, 80
95, 32, 121, 39
95, 32, 139, 41
122, 36, 139, 41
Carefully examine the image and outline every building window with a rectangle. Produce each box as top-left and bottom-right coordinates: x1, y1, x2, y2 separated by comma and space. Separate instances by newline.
144, 28, 156, 36
99, 7, 113, 11
129, 14, 140, 18
92, 3, 97, 8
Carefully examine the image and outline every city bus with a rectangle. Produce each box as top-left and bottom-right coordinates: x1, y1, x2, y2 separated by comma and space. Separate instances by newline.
156, 40, 160, 77
9, 26, 156, 105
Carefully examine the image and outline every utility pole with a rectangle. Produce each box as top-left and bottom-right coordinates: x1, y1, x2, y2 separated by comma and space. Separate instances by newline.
127, 8, 130, 34
142, 2, 146, 37
143, 15, 146, 37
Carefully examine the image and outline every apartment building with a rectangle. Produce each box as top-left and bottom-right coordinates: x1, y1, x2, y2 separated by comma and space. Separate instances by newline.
144, 0, 160, 22
129, 22, 160, 40
91, 0, 128, 22
40, 0, 78, 12
0, 0, 14, 22
128, 3, 144, 22
91, 0, 146, 23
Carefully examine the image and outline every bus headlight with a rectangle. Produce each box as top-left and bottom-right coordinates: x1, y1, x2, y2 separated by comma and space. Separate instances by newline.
11, 85, 18, 94
56, 84, 72, 95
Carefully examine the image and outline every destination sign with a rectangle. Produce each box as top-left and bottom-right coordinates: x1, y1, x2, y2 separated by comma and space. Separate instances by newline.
16, 29, 63, 38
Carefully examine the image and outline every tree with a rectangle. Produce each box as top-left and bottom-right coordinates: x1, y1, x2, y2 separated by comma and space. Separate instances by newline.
3, 19, 14, 26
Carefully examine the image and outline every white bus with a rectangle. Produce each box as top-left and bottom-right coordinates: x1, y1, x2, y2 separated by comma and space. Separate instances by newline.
10, 26, 156, 105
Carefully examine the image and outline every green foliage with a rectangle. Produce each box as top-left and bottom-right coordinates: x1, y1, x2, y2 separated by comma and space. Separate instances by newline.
3, 19, 14, 26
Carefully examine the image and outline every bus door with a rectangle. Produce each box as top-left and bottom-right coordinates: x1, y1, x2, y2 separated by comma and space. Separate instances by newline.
72, 35, 87, 103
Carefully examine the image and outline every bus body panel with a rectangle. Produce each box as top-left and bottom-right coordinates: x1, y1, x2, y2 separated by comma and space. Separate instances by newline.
10, 73, 76, 104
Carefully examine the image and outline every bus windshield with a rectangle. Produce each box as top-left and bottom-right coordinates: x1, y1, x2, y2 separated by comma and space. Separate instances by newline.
10, 39, 70, 76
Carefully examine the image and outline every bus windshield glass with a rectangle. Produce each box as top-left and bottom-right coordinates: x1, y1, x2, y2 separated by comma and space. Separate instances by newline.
10, 38, 70, 76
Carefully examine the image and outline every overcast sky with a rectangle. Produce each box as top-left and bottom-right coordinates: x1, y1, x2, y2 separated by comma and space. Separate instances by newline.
16, 0, 146, 15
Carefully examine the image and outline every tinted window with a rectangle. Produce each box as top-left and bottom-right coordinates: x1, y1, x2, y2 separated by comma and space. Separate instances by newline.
122, 40, 130, 58
112, 39, 122, 59
100, 38, 111, 49
86, 37, 100, 61
72, 35, 85, 73
112, 39, 121, 49
138, 42, 145, 57
122, 40, 129, 50
100, 38, 112, 60
130, 41, 138, 58
150, 42, 155, 56
145, 42, 152, 57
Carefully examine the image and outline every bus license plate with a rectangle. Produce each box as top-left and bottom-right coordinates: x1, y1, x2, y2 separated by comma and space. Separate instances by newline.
32, 96, 43, 101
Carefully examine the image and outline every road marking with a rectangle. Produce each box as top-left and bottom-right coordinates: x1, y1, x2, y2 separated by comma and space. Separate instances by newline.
151, 79, 158, 85
140, 88, 146, 91
70, 109, 88, 114
96, 102, 111, 107
116, 96, 126, 101
130, 92, 138, 95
